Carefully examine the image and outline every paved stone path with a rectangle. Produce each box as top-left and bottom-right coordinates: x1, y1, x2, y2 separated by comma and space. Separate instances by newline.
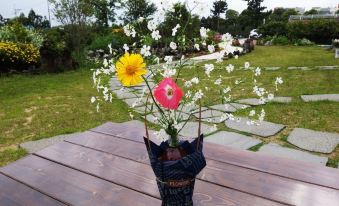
20, 133, 82, 153
265, 67, 281, 71
209, 103, 250, 112
301, 94, 339, 102
269, 97, 292, 103
179, 122, 215, 137
287, 128, 339, 153
237, 98, 265, 106
315, 66, 338, 70
287, 66, 311, 70
258, 143, 328, 166
225, 117, 285, 137
205, 131, 261, 150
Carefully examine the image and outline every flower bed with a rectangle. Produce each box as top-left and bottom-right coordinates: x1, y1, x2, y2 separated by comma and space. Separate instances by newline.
0, 41, 40, 72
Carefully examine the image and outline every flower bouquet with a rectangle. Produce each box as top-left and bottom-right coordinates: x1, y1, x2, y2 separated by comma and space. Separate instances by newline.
92, 2, 283, 205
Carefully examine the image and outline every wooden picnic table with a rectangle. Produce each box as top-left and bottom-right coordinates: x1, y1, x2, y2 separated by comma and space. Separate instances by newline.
1, 121, 339, 206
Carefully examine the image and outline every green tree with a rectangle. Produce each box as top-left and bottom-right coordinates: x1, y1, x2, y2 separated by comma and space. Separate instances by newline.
243, 0, 267, 28
27, 10, 50, 28
304, 9, 319, 15
121, 0, 156, 23
89, 0, 121, 28
211, 0, 228, 32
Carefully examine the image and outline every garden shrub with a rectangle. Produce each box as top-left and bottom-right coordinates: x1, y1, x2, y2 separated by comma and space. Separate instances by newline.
287, 20, 339, 44
87, 32, 130, 52
258, 21, 287, 37
0, 23, 44, 48
271, 36, 291, 45
0, 41, 40, 72
39, 27, 74, 73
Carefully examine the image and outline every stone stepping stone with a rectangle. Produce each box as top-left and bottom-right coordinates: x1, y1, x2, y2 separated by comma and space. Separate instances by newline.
179, 122, 215, 138
113, 89, 140, 99
258, 143, 328, 166
225, 117, 285, 137
205, 131, 262, 150
287, 66, 309, 70
301, 94, 339, 102
209, 103, 250, 113
287, 128, 339, 153
315, 66, 338, 70
123, 97, 145, 107
268, 97, 292, 103
237, 98, 265, 106
20, 133, 83, 153
265, 67, 280, 71
193, 109, 224, 119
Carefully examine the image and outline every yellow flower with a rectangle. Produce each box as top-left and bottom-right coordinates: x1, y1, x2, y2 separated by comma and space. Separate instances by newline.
116, 53, 147, 87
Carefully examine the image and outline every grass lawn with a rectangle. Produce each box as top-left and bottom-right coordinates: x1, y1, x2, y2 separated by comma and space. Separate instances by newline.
0, 45, 338, 167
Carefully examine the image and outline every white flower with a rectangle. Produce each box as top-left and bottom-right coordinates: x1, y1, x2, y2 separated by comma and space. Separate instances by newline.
275, 77, 283, 91
164, 56, 173, 64
91, 96, 96, 103
123, 24, 136, 37
226, 64, 234, 73
244, 62, 250, 69
193, 90, 204, 101
235, 80, 240, 85
255, 67, 261, 76
185, 90, 192, 98
184, 81, 193, 88
204, 64, 214, 77
222, 33, 233, 42
249, 110, 256, 117
275, 77, 283, 85
253, 86, 266, 97
129, 112, 134, 119
147, 20, 157, 31
108, 44, 112, 54
123, 44, 129, 52
162, 67, 176, 77
216, 51, 224, 63
151, 30, 161, 40
200, 27, 209, 38
234, 55, 239, 59
194, 44, 200, 51
140, 45, 151, 57
214, 78, 222, 85
259, 109, 265, 122
172, 24, 180, 36
268, 93, 274, 100
191, 77, 199, 84
170, 42, 177, 50
96, 103, 100, 112
223, 86, 231, 94
103, 58, 108, 67
208, 45, 215, 53
137, 17, 144, 23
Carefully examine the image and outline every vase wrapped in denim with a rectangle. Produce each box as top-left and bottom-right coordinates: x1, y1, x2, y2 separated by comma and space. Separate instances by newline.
144, 135, 206, 206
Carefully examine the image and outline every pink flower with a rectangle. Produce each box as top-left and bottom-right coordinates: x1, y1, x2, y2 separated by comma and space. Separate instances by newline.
153, 78, 184, 110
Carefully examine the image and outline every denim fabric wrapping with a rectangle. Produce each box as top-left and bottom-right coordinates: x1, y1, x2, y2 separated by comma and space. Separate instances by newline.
144, 135, 206, 206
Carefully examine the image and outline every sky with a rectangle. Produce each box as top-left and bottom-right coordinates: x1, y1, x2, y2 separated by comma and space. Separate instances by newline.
0, 0, 338, 26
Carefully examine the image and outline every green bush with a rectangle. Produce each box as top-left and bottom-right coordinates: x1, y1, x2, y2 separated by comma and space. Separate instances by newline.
272, 36, 291, 45
0, 23, 44, 48
258, 21, 287, 37
0, 41, 40, 72
287, 20, 339, 44
87, 32, 130, 52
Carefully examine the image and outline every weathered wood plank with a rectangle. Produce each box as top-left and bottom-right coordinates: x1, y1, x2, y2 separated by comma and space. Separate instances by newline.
89, 122, 339, 190
65, 131, 339, 206
0, 174, 65, 206
0, 155, 161, 206
36, 141, 286, 206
